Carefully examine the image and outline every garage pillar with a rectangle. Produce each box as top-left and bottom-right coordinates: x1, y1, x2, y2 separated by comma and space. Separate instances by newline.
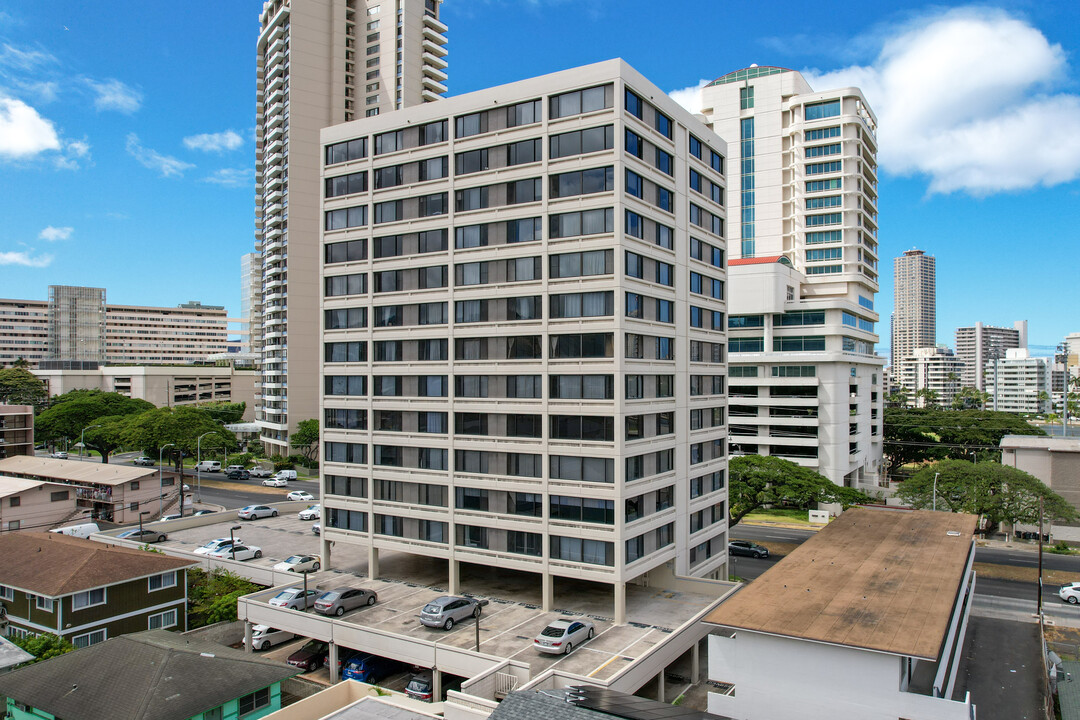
614, 581, 626, 625
656, 668, 665, 702
449, 558, 460, 595
328, 643, 339, 685
320, 536, 332, 571
243, 621, 252, 654
368, 545, 379, 581
542, 572, 554, 612
433, 668, 443, 702
691, 639, 700, 683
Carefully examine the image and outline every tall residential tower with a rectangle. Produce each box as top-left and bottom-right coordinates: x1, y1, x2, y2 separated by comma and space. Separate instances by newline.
891, 248, 936, 373
954, 320, 1026, 391
254, 0, 448, 453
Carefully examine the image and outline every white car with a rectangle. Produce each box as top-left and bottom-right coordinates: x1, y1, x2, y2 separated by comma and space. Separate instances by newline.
1060, 582, 1080, 604
226, 465, 246, 473
262, 477, 288, 488
245, 625, 298, 651
287, 490, 315, 502
237, 505, 278, 520
268, 587, 319, 610
133, 456, 154, 466
161, 514, 182, 521
534, 618, 595, 654
273, 555, 321, 573
207, 544, 262, 561
298, 505, 321, 521
49, 451, 68, 459
193, 538, 243, 555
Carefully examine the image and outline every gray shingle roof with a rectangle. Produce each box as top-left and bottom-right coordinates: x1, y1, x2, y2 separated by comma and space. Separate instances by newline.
0, 630, 299, 720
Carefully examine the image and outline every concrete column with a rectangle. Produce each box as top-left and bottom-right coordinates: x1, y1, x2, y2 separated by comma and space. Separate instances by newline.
449, 558, 460, 595
656, 669, 665, 702
368, 545, 379, 580
542, 572, 554, 612
691, 640, 700, 683
614, 581, 626, 625
433, 668, 443, 702
328, 642, 339, 685
320, 536, 332, 571
243, 621, 253, 654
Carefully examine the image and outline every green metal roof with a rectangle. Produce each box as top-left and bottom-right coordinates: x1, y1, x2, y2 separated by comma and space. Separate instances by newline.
708, 66, 790, 86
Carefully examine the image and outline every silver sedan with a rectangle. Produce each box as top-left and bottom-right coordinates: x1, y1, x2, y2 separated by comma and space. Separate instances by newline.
314, 586, 378, 616
534, 618, 595, 654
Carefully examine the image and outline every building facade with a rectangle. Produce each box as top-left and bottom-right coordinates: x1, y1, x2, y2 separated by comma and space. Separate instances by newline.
1001, 435, 1080, 525
0, 406, 33, 460
984, 348, 1050, 414
697, 66, 884, 490
896, 346, 965, 408
47, 285, 106, 364
104, 301, 228, 364
254, 0, 448, 454
954, 320, 1026, 391
891, 249, 936, 372
0, 478, 76, 533
241, 252, 263, 355
0, 300, 49, 368
317, 60, 729, 621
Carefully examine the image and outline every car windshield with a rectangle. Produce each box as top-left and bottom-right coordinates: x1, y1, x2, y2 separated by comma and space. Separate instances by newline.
423, 604, 442, 614
302, 641, 322, 652
274, 591, 298, 600
540, 625, 566, 638
319, 592, 341, 601
285, 556, 303, 563
407, 679, 429, 692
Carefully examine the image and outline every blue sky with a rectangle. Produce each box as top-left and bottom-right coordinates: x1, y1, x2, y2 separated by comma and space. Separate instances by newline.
1, 0, 1078, 355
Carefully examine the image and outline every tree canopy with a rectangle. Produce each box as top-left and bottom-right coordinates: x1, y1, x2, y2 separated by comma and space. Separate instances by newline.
34, 390, 154, 462
290, 418, 319, 463
883, 407, 1045, 481
187, 568, 260, 628
0, 368, 48, 410
728, 455, 869, 528
196, 401, 247, 424
897, 459, 1076, 528
9, 632, 74, 664
124, 406, 238, 472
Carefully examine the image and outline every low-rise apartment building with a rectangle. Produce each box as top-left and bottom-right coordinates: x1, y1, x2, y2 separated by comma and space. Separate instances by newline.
984, 348, 1051, 414
896, 346, 965, 408
0, 405, 33, 460
0, 478, 79, 533
0, 456, 179, 523
0, 533, 197, 646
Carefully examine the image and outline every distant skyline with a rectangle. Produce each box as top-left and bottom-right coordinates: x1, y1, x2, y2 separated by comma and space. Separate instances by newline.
1, 1, 1078, 354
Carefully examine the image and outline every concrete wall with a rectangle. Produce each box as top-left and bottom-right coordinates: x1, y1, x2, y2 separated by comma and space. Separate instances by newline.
182, 619, 245, 646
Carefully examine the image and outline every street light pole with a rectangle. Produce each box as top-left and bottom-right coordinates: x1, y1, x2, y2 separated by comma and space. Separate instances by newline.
139, 510, 150, 538
932, 472, 940, 512
230, 524, 242, 561
80, 424, 103, 459
159, 443, 175, 517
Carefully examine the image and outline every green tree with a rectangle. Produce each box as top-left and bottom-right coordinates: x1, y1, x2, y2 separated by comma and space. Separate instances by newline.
952, 386, 989, 410
897, 459, 1076, 528
124, 406, 238, 474
0, 367, 48, 410
728, 455, 869, 528
9, 633, 75, 664
13, 357, 30, 369
196, 401, 247, 424
885, 388, 910, 408
915, 387, 941, 408
34, 390, 154, 462
290, 419, 319, 463
187, 568, 260, 627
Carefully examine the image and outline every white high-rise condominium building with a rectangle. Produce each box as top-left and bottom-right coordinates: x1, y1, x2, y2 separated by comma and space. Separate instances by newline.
954, 320, 1026, 391
255, 0, 448, 453
240, 253, 263, 355
698, 67, 884, 491
896, 346, 964, 408
317, 60, 729, 621
985, 348, 1051, 414
891, 249, 936, 373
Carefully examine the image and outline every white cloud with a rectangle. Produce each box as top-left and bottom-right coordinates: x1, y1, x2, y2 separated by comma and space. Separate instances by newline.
0, 96, 60, 158
125, 133, 194, 178
54, 138, 91, 170
202, 167, 251, 187
85, 78, 141, 113
0, 43, 57, 71
802, 8, 1080, 195
183, 130, 244, 153
39, 226, 72, 241
666, 79, 710, 116
0, 250, 52, 267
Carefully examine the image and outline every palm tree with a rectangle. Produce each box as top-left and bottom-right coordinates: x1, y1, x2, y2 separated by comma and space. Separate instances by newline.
915, 388, 940, 409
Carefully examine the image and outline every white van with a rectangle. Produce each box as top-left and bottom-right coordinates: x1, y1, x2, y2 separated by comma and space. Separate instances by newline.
272, 470, 297, 482
50, 523, 100, 539
195, 461, 221, 473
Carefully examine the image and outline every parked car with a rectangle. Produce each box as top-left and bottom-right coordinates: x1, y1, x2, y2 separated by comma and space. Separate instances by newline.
133, 456, 154, 466
238, 505, 278, 520
341, 653, 403, 683
193, 509, 215, 516
118, 528, 168, 543
406, 671, 435, 702
225, 465, 246, 473
419, 596, 481, 630
269, 587, 320, 611
208, 544, 262, 561
226, 469, 250, 481
298, 505, 321, 521
286, 639, 328, 671
534, 618, 595, 654
245, 625, 298, 651
249, 467, 273, 478
194, 460, 221, 473
728, 540, 770, 559
312, 523, 321, 536
49, 523, 100, 539
286, 490, 315, 502
262, 477, 288, 488
273, 555, 321, 573
323, 648, 362, 678
193, 538, 242, 555
314, 586, 377, 616
1060, 582, 1080, 604
160, 514, 182, 521
49, 451, 68, 459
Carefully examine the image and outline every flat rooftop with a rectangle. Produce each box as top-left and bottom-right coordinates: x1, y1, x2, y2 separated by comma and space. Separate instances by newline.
704, 507, 978, 660
0, 456, 157, 486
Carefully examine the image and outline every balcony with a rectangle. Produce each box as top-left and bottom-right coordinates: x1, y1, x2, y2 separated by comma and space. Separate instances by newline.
267, 50, 286, 68
265, 137, 284, 155
422, 52, 448, 70
422, 64, 447, 82
422, 76, 447, 95
422, 26, 448, 45
422, 14, 448, 33
422, 38, 447, 57
421, 88, 442, 102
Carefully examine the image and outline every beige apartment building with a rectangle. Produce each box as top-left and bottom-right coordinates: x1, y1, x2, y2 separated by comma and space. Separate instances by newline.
0, 406, 34, 460
984, 348, 1051, 414
253, 0, 448, 454
896, 346, 965, 408
316, 59, 729, 621
0, 477, 79, 533
697, 67, 884, 490
954, 320, 1027, 391
891, 249, 936, 373
0, 287, 229, 369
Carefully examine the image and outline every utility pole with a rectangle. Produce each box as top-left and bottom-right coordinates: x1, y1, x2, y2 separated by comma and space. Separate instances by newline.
1037, 496, 1044, 617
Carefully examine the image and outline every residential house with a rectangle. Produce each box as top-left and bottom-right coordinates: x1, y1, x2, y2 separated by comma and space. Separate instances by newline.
0, 532, 197, 647
0, 477, 80, 533
0, 629, 298, 720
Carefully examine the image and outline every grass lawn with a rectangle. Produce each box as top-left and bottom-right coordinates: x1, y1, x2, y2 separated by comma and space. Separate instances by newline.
741, 508, 818, 525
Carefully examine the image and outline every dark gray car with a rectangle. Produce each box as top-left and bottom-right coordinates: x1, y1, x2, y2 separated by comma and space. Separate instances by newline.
419, 595, 481, 630
314, 586, 377, 616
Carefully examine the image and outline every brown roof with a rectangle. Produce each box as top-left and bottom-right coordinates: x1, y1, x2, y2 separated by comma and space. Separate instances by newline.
0, 532, 197, 597
0, 456, 158, 486
705, 507, 977, 660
